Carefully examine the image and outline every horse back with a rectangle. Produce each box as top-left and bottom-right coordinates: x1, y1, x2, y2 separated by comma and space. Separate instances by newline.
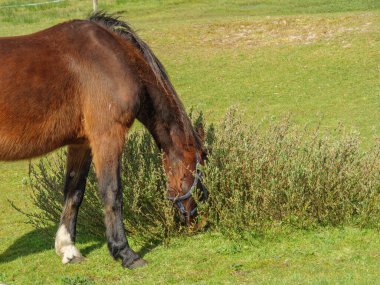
0, 20, 142, 161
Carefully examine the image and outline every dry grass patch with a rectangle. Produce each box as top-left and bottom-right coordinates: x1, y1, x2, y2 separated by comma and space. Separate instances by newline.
210, 16, 374, 48
146, 13, 378, 51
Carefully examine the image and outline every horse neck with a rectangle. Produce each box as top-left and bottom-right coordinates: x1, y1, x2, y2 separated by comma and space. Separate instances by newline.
138, 84, 198, 163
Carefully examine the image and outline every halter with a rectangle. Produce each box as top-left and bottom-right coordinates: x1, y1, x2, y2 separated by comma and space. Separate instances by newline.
167, 154, 208, 219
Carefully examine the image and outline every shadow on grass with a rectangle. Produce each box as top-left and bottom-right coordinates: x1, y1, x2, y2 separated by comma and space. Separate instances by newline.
0, 226, 163, 264
137, 239, 162, 258
0, 226, 103, 264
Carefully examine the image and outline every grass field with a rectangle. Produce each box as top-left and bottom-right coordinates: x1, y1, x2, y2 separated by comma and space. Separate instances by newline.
0, 0, 380, 284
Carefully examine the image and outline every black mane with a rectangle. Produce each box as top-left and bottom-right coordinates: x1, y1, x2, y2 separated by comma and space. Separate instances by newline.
89, 11, 174, 94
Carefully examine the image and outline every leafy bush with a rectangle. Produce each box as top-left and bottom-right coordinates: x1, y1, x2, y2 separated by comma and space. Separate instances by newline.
203, 109, 380, 237
17, 109, 380, 243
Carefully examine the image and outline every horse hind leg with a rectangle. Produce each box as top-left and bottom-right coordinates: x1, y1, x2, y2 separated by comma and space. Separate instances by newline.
55, 144, 92, 264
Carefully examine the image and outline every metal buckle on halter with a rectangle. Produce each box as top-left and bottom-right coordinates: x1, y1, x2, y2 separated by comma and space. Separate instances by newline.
167, 154, 208, 218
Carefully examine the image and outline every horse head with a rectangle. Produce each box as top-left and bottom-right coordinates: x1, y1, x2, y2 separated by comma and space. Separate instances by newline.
163, 124, 208, 225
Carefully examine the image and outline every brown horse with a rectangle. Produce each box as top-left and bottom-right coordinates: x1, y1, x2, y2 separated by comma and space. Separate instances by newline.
0, 12, 207, 269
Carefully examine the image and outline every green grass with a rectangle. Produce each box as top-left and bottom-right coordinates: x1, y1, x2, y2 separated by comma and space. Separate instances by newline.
1, 227, 380, 285
1, 1, 380, 284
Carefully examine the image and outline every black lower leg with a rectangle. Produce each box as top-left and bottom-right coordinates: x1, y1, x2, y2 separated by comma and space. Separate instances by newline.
98, 159, 145, 268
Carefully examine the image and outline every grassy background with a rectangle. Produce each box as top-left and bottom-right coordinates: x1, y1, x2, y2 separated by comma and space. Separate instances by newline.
0, 0, 379, 284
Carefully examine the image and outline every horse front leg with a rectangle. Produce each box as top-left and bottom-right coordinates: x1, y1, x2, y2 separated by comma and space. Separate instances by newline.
91, 126, 147, 269
55, 144, 92, 264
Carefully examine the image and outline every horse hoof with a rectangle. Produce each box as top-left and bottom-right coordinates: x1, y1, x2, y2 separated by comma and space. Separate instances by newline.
124, 258, 147, 269
67, 255, 85, 264
60, 245, 84, 264
62, 254, 84, 264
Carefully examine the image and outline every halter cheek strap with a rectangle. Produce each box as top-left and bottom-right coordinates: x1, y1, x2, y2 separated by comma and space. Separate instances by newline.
167, 154, 208, 218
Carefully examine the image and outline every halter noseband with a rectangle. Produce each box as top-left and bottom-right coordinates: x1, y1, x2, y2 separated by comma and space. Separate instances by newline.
167, 154, 208, 219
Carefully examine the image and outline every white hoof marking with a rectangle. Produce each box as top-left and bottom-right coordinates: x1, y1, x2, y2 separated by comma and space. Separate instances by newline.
55, 225, 83, 264
60, 245, 83, 264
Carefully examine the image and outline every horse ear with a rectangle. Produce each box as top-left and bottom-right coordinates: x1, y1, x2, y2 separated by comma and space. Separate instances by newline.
195, 123, 205, 144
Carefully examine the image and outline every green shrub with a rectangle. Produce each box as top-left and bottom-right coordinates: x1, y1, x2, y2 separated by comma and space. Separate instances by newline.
16, 109, 380, 243
203, 109, 380, 237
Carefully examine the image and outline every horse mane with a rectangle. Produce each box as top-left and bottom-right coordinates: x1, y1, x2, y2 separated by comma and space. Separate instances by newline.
88, 12, 202, 150
89, 11, 173, 94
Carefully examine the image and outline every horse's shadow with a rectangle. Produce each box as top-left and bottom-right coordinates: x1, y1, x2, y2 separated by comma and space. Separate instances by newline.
0, 227, 160, 264
0, 227, 99, 264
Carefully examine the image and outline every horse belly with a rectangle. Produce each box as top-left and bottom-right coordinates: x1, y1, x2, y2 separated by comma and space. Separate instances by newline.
0, 112, 82, 161
0, 85, 83, 161
0, 40, 84, 161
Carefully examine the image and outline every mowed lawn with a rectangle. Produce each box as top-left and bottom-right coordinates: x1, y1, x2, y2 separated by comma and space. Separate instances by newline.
0, 0, 380, 284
